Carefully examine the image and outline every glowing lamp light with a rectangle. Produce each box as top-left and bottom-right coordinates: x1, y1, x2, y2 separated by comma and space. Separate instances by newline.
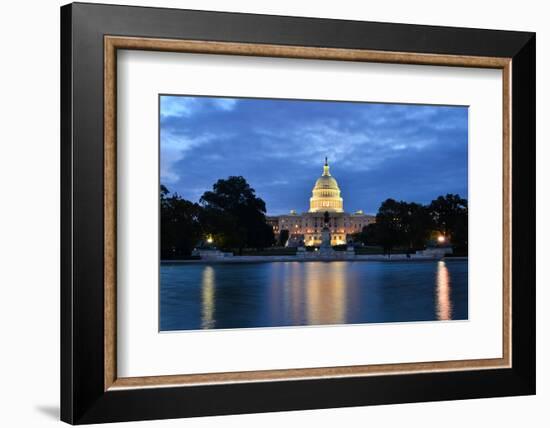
437, 235, 445, 243
206, 236, 213, 244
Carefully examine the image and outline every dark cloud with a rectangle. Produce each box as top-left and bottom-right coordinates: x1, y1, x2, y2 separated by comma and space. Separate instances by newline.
160, 96, 468, 215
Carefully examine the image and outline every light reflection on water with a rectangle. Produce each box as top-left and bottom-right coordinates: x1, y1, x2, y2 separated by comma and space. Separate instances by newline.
436, 261, 453, 320
270, 262, 349, 326
201, 266, 216, 329
160, 260, 468, 331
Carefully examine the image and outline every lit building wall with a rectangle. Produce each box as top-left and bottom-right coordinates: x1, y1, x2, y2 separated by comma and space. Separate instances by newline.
268, 212, 374, 246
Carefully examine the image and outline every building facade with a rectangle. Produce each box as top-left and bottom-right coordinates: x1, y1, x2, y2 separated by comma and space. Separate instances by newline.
267, 158, 375, 246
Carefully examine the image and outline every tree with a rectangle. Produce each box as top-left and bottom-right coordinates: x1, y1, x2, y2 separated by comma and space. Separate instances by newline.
278, 229, 290, 247
353, 195, 467, 255
374, 199, 408, 254
160, 185, 203, 259
352, 223, 377, 246
362, 223, 378, 244
400, 202, 434, 251
429, 194, 468, 251
359, 200, 433, 253
199, 176, 274, 253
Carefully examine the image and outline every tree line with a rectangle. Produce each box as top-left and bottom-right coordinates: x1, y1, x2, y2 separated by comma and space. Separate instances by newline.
161, 174, 467, 259
160, 176, 274, 259
353, 194, 468, 255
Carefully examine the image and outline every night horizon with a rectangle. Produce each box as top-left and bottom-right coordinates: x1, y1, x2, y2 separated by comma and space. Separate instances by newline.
160, 95, 468, 216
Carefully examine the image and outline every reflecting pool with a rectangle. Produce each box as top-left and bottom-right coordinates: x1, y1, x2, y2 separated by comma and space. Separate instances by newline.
160, 260, 468, 331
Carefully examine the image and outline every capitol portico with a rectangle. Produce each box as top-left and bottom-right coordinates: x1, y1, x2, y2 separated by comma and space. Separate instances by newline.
267, 158, 375, 246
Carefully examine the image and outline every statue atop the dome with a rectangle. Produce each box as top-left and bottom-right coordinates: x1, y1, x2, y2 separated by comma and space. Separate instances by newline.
322, 157, 331, 176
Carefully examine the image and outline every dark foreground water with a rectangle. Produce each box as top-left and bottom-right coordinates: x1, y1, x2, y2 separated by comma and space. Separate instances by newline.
160, 260, 468, 331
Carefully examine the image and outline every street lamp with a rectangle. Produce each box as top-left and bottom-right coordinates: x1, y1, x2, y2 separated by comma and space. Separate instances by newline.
206, 235, 213, 244
437, 235, 446, 244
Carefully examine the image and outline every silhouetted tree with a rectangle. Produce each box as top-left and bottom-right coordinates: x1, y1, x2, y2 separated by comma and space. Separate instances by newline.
400, 202, 434, 251
199, 176, 274, 253
279, 229, 290, 247
429, 194, 468, 252
355, 200, 434, 252
352, 223, 377, 246
160, 185, 203, 259
374, 199, 408, 254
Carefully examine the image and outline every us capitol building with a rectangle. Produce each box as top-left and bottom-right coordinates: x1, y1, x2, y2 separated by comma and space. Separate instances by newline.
267, 158, 375, 246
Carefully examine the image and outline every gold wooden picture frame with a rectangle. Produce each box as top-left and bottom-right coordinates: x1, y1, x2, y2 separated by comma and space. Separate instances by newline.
104, 36, 511, 391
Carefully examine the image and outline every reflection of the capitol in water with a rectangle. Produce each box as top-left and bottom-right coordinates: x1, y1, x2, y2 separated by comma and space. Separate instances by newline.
266, 261, 455, 326
269, 262, 349, 326
177, 259, 466, 331
200, 262, 350, 328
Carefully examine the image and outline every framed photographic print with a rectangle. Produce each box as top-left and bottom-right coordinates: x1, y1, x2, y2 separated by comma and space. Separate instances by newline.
61, 2, 535, 424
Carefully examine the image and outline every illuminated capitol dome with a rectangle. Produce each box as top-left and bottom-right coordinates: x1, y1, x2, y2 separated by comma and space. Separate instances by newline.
309, 158, 344, 213
267, 158, 375, 246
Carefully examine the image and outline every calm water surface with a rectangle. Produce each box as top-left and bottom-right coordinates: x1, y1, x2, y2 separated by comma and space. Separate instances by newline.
160, 260, 468, 331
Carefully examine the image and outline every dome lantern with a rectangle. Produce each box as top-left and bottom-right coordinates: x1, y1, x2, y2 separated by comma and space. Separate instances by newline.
323, 156, 330, 176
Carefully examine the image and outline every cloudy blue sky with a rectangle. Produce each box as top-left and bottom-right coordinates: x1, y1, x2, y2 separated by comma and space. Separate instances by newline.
160, 95, 468, 215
